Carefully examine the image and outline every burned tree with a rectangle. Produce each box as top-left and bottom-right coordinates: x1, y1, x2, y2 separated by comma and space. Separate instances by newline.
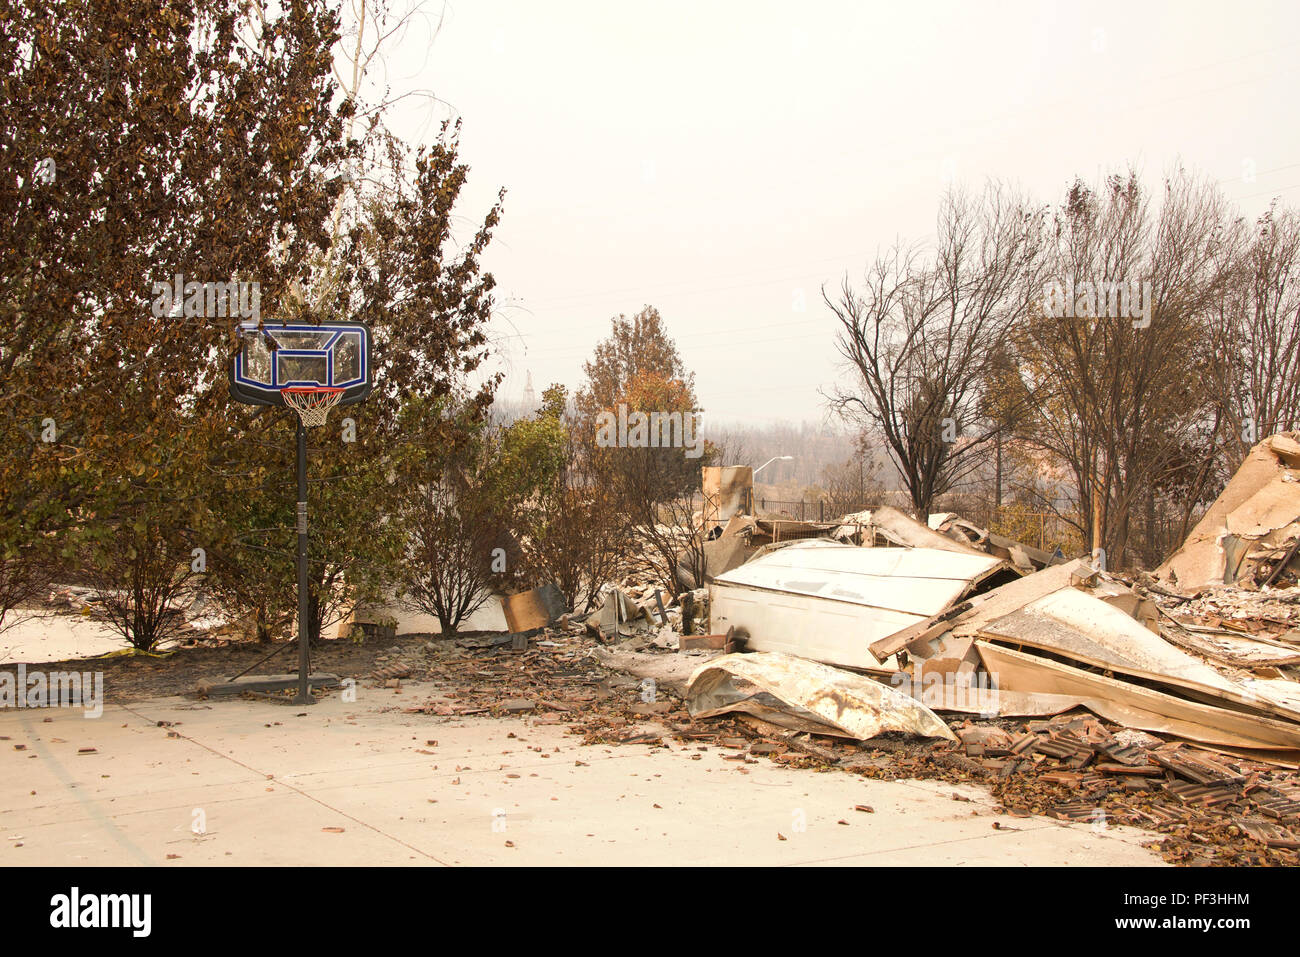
827, 185, 1042, 518
1012, 171, 1240, 567
1208, 202, 1300, 461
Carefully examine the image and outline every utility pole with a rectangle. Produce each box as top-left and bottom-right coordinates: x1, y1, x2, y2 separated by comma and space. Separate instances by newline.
1091, 449, 1105, 570
994, 429, 1003, 511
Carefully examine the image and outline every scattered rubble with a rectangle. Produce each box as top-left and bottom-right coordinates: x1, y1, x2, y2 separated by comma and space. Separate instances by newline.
1157, 432, 1300, 591
45, 585, 102, 613
339, 605, 397, 642
929, 512, 1057, 572
581, 583, 704, 643
371, 441, 1300, 864
499, 583, 567, 634
380, 618, 1300, 864
34, 439, 1300, 866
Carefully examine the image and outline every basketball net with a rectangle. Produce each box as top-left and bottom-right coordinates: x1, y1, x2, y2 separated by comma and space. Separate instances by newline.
281, 387, 344, 428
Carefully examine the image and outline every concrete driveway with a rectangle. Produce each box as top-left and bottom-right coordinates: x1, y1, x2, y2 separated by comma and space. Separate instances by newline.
0, 682, 1165, 866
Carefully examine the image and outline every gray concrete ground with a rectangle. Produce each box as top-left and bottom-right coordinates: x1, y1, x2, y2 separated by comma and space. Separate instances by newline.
0, 680, 1165, 866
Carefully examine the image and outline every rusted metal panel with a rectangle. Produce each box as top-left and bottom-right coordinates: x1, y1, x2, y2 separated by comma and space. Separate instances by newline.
686, 651, 958, 742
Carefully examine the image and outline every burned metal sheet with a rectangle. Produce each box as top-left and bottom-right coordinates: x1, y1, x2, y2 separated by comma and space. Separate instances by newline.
686, 651, 957, 741
868, 558, 1091, 660
714, 539, 1005, 610
833, 506, 990, 556
976, 641, 1300, 751
929, 513, 1055, 571
978, 585, 1300, 724
1157, 620, 1300, 668
709, 539, 1011, 669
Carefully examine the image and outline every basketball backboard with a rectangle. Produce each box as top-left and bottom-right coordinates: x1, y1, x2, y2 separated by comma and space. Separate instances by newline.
229, 320, 372, 408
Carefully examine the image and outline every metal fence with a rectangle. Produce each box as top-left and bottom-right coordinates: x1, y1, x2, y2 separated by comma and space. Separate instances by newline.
746, 491, 1210, 570
755, 498, 854, 524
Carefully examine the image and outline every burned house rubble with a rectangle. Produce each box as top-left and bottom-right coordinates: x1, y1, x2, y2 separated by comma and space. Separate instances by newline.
1156, 432, 1300, 592
475, 434, 1300, 864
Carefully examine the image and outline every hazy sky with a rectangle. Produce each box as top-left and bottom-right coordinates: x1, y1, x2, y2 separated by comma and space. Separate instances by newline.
380, 0, 1300, 426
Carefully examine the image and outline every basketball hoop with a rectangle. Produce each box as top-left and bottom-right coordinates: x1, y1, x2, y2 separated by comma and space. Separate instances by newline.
229, 322, 373, 704
281, 386, 344, 428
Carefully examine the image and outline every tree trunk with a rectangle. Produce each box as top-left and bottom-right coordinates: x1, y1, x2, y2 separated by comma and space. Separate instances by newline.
255, 603, 273, 643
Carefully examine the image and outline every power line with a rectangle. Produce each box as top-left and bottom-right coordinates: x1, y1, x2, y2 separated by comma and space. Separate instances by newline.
1231, 182, 1300, 204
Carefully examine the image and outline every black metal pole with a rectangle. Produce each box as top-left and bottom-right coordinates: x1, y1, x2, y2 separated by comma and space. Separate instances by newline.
294, 420, 314, 705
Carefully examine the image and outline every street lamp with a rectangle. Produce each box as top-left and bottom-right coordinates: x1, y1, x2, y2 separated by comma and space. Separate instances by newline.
753, 455, 792, 477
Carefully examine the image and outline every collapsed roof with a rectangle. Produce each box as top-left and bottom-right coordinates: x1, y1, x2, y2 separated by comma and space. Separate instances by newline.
693, 484, 1300, 757
1157, 432, 1300, 592
710, 539, 1019, 669
870, 558, 1300, 754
